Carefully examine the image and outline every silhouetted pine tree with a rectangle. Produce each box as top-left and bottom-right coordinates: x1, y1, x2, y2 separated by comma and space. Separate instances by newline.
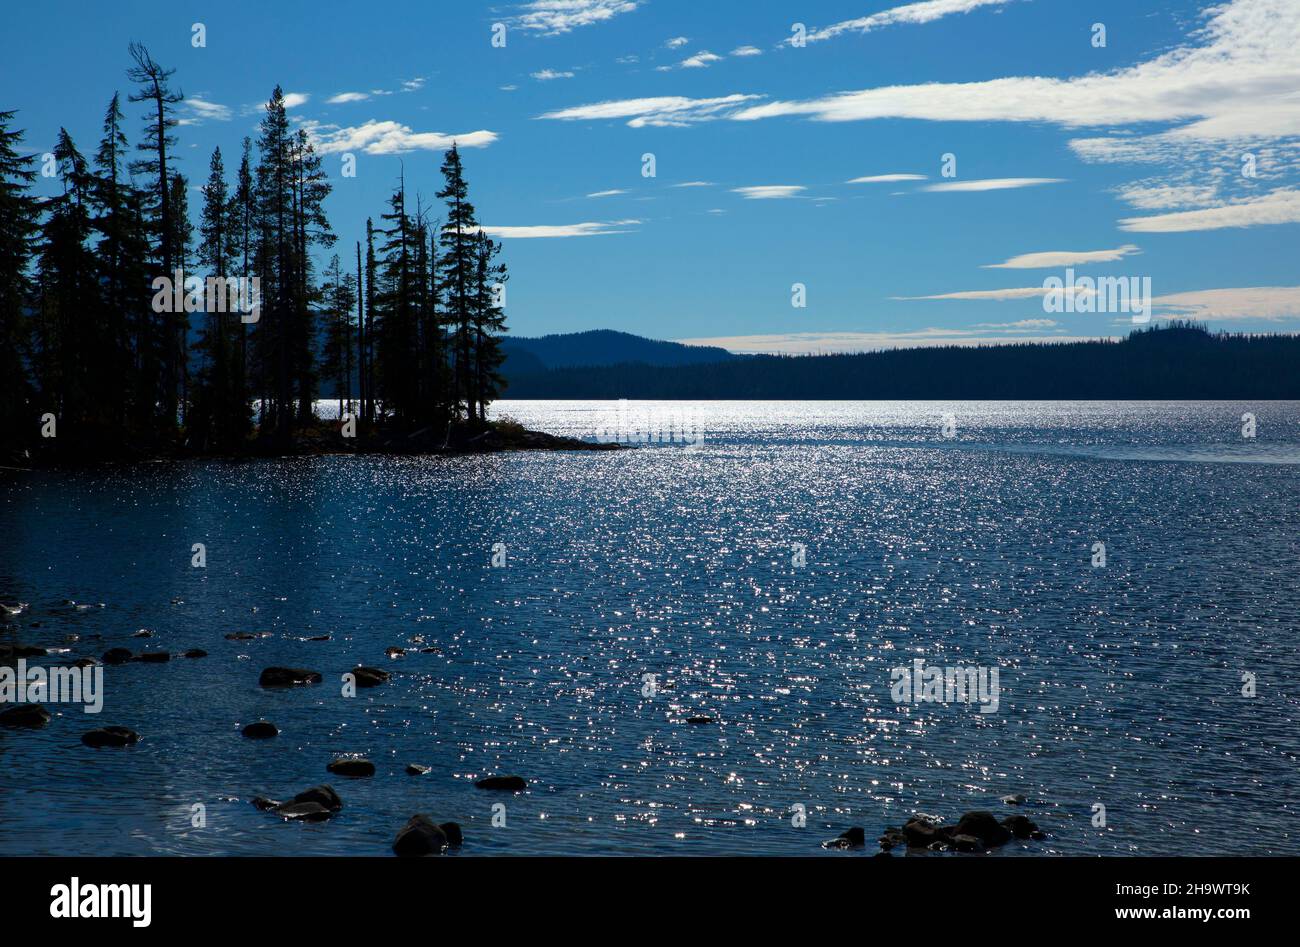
435, 144, 479, 423
471, 231, 508, 421
0, 110, 38, 458
318, 253, 357, 418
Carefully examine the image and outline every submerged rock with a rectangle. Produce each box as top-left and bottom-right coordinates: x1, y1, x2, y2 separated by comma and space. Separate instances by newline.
81, 726, 140, 748
0, 704, 52, 728
0, 644, 47, 659
392, 815, 449, 856
259, 666, 322, 687
72, 657, 99, 668
132, 629, 154, 638
351, 666, 390, 688
101, 648, 133, 665
406, 763, 431, 776
880, 809, 1041, 853
474, 775, 527, 791
242, 721, 278, 739
951, 833, 985, 853
183, 649, 208, 659
133, 651, 170, 663
953, 811, 1012, 847
686, 715, 714, 725
274, 801, 332, 822
291, 785, 343, 812
326, 758, 376, 778
251, 796, 282, 811
822, 826, 866, 849
1002, 814, 1047, 840
440, 822, 463, 847
1001, 794, 1026, 806
385, 647, 406, 659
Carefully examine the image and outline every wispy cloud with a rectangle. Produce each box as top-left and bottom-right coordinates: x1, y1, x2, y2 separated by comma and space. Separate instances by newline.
1153, 285, 1300, 320
731, 45, 763, 57
479, 219, 640, 238
532, 69, 576, 80
587, 189, 626, 197
509, 0, 642, 35
185, 96, 232, 123
303, 119, 498, 155
327, 92, 370, 104
732, 185, 806, 199
797, 0, 1020, 45
848, 173, 926, 183
679, 50, 723, 69
282, 92, 310, 109
671, 181, 714, 187
677, 328, 1110, 355
665, 36, 689, 48
984, 245, 1142, 269
1119, 187, 1300, 232
896, 285, 1094, 301
540, 94, 763, 128
923, 177, 1064, 192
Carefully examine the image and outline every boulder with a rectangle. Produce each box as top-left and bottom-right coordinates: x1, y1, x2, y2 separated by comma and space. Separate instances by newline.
686, 715, 715, 725
73, 657, 99, 668
392, 815, 448, 856
183, 649, 208, 659
902, 818, 945, 848
306, 635, 331, 642
1001, 794, 1026, 806
474, 775, 526, 791
950, 833, 986, 853
81, 726, 140, 748
385, 647, 406, 659
822, 826, 866, 849
326, 758, 375, 778
1002, 814, 1047, 841
953, 811, 1012, 847
351, 666, 390, 688
242, 721, 278, 739
439, 822, 464, 847
0, 644, 47, 658
291, 785, 343, 812
406, 763, 431, 776
101, 648, 133, 665
251, 796, 282, 811
274, 801, 332, 822
878, 828, 908, 851
259, 666, 321, 687
132, 629, 154, 638
0, 704, 51, 728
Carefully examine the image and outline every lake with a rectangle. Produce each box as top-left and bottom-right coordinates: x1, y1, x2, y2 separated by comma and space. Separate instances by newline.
1, 400, 1298, 856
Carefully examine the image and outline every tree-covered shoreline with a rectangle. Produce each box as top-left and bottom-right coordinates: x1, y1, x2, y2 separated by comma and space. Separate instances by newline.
1, 45, 511, 467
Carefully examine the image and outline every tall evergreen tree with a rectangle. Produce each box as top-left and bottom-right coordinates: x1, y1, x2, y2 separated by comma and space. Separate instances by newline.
0, 110, 38, 457
435, 144, 479, 423
319, 253, 357, 418
471, 231, 508, 421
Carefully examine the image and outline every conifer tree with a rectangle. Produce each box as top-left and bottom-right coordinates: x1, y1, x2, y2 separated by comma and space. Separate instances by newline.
0, 110, 38, 457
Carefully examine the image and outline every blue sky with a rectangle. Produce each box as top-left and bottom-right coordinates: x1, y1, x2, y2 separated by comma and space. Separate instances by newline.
4, 0, 1299, 351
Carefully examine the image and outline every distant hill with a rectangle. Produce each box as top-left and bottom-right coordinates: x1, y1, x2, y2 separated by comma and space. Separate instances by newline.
501, 329, 740, 376
501, 325, 1300, 399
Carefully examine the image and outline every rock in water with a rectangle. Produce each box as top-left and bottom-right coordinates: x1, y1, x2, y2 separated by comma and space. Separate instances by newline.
406, 763, 431, 776
274, 801, 332, 822
385, 647, 406, 659
0, 644, 47, 658
81, 726, 140, 748
183, 649, 208, 659
474, 775, 527, 791
392, 815, 449, 856
822, 826, 866, 849
351, 666, 390, 688
326, 758, 376, 778
953, 811, 1012, 847
291, 785, 343, 812
101, 648, 133, 665
1001, 794, 1026, 806
251, 797, 282, 812
134, 651, 170, 663
951, 834, 986, 853
1002, 814, 1047, 840
0, 704, 52, 728
439, 822, 464, 847
242, 721, 279, 739
686, 715, 714, 725
259, 666, 322, 687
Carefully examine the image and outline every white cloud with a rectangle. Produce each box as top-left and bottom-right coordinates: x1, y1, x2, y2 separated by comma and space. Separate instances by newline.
1119, 187, 1300, 232
401, 78, 426, 92
540, 93, 763, 128
479, 219, 640, 238
587, 189, 626, 197
282, 92, 310, 109
677, 328, 1112, 354
679, 50, 723, 69
984, 245, 1142, 268
847, 173, 926, 183
730, 45, 763, 57
510, 0, 642, 35
327, 92, 370, 104
671, 181, 714, 187
186, 97, 231, 122
923, 177, 1065, 192
799, 0, 1020, 44
896, 285, 1095, 301
665, 36, 689, 48
975, 318, 1059, 329
1115, 183, 1221, 210
303, 119, 498, 155
744, 0, 1300, 145
1153, 286, 1300, 320
732, 185, 806, 199
532, 69, 576, 80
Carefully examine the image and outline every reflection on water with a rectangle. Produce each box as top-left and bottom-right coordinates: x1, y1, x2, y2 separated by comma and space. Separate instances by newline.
1, 401, 1298, 856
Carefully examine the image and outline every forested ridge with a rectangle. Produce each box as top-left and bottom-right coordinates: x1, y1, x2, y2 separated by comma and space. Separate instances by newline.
0, 44, 507, 465
504, 324, 1300, 400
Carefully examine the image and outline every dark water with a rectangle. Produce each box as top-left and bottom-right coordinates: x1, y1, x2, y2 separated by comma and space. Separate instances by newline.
2, 401, 1298, 856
